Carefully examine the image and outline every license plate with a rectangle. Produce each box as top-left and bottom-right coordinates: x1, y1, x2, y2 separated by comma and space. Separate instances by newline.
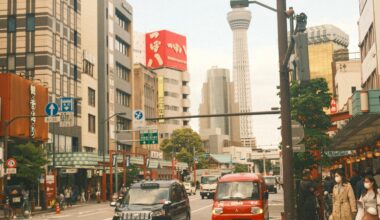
12, 197, 21, 203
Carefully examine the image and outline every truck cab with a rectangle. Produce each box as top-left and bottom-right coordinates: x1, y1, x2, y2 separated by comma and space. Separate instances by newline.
212, 173, 269, 220
200, 175, 219, 199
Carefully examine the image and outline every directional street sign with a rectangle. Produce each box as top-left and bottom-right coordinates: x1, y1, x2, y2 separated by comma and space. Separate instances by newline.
60, 97, 74, 112
112, 154, 118, 167
140, 130, 158, 145
45, 103, 59, 116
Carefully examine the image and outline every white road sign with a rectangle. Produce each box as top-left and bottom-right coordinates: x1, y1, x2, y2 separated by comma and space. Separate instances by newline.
6, 168, 17, 174
45, 116, 61, 123
60, 112, 74, 127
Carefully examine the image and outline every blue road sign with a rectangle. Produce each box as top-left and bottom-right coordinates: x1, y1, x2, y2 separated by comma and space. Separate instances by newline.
60, 97, 74, 112
134, 110, 144, 120
45, 103, 59, 116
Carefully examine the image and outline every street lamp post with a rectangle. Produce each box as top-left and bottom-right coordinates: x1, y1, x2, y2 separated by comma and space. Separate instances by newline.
230, 0, 295, 219
102, 112, 126, 202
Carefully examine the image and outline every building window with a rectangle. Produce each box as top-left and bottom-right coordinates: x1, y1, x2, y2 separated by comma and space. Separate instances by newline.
7, 54, 16, 72
115, 9, 130, 31
116, 89, 131, 107
83, 59, 94, 76
115, 36, 129, 55
7, 16, 16, 32
165, 105, 179, 111
164, 91, 179, 98
26, 14, 35, 32
88, 87, 95, 107
73, 65, 78, 80
26, 53, 34, 69
116, 62, 130, 81
74, 0, 78, 12
116, 116, 131, 131
88, 114, 96, 133
74, 30, 78, 47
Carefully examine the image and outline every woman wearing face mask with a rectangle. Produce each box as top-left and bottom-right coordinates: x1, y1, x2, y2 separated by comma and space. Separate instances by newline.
331, 169, 357, 220
355, 175, 380, 220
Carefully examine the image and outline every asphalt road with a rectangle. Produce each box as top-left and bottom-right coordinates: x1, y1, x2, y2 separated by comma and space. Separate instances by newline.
32, 190, 284, 220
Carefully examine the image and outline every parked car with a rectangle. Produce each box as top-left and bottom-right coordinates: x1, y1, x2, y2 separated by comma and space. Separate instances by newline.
212, 173, 269, 220
183, 182, 196, 195
111, 180, 191, 220
263, 176, 278, 193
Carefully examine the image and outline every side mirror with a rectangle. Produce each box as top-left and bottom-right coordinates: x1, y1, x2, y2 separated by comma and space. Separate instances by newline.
110, 202, 117, 207
263, 191, 269, 200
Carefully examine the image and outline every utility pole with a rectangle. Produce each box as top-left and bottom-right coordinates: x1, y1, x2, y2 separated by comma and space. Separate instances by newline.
277, 0, 295, 219
193, 146, 196, 189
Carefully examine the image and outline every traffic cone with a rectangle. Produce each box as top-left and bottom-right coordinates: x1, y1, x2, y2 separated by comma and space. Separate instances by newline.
56, 202, 60, 214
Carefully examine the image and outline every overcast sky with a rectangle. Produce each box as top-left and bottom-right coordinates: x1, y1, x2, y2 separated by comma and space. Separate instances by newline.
128, 0, 360, 148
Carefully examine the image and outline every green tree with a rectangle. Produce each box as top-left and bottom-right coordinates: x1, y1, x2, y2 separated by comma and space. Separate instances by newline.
234, 164, 249, 173
290, 78, 332, 177
8, 142, 48, 188
160, 128, 206, 167
126, 164, 140, 187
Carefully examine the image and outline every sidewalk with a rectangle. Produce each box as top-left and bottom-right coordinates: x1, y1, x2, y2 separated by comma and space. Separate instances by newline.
0, 201, 101, 219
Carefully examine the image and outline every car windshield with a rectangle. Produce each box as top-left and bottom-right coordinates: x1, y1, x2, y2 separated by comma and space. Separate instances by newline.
123, 188, 169, 205
265, 177, 276, 184
201, 176, 218, 184
216, 182, 260, 201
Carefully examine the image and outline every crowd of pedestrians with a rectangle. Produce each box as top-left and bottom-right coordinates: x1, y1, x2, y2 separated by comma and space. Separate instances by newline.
297, 168, 380, 220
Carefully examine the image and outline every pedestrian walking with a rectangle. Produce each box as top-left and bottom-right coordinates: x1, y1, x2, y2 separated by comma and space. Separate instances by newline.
80, 189, 86, 203
96, 188, 101, 203
357, 168, 373, 199
298, 169, 319, 220
324, 176, 334, 194
64, 187, 72, 207
330, 169, 357, 220
351, 170, 362, 199
355, 175, 380, 220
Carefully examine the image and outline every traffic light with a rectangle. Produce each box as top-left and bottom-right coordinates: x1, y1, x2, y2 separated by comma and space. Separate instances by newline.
230, 0, 249, 8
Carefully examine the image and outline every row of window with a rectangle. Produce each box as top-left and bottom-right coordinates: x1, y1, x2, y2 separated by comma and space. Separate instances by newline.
116, 89, 131, 107
360, 24, 375, 61
115, 9, 130, 31
164, 91, 179, 98
117, 116, 131, 131
165, 105, 179, 111
7, 14, 35, 32
116, 62, 130, 81
164, 78, 179, 85
88, 114, 96, 133
115, 37, 130, 56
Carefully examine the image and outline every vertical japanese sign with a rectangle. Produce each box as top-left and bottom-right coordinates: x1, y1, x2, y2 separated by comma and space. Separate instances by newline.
30, 85, 36, 138
158, 76, 165, 123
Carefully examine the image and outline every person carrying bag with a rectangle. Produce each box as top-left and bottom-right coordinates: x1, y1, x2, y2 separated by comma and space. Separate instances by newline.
357, 175, 380, 220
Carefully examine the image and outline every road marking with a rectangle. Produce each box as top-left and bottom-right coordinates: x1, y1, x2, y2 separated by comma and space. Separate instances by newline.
191, 204, 213, 214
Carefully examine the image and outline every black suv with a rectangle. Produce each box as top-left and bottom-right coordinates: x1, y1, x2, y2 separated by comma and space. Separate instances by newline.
111, 180, 191, 220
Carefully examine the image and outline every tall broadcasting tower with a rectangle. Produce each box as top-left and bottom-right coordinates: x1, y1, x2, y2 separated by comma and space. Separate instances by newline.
227, 8, 255, 147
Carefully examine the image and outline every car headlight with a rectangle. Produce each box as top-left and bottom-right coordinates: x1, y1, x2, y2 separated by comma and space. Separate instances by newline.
152, 209, 165, 217
212, 207, 223, 215
251, 207, 263, 215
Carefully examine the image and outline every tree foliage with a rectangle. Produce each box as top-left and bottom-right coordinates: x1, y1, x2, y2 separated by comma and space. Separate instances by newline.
8, 142, 48, 188
160, 128, 207, 168
290, 78, 332, 177
234, 164, 249, 173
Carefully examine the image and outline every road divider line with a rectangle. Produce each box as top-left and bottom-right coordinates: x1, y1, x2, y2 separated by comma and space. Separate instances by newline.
191, 204, 213, 214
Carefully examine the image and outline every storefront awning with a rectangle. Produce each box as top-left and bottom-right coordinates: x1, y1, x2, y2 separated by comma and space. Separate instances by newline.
332, 114, 380, 150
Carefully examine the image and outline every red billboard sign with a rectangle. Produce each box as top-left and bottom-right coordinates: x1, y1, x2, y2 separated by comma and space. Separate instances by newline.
146, 30, 187, 71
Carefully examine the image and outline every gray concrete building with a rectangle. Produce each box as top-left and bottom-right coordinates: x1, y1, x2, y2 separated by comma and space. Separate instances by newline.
82, 0, 133, 154
199, 67, 241, 153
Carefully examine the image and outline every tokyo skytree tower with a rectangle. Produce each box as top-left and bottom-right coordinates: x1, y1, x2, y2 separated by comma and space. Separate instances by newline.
227, 8, 256, 147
